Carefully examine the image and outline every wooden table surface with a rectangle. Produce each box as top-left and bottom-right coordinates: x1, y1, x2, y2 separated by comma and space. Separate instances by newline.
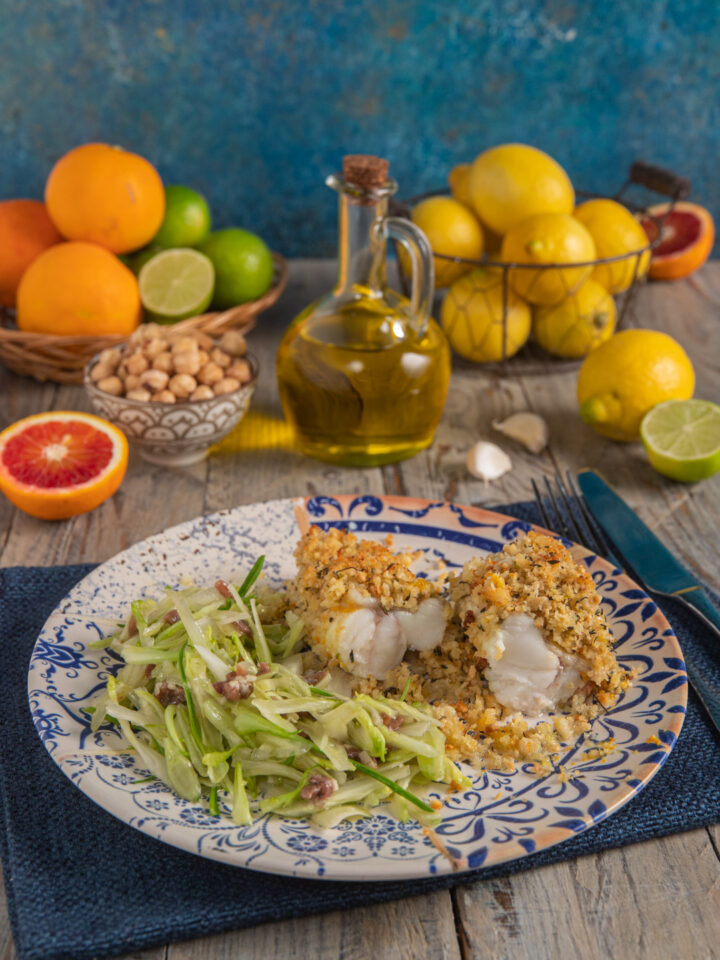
2, 260, 719, 960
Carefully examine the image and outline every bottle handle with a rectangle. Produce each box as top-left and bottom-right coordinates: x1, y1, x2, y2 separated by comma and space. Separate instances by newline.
377, 216, 434, 337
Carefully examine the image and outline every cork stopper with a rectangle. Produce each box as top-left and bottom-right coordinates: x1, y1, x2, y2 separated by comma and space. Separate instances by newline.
343, 154, 390, 192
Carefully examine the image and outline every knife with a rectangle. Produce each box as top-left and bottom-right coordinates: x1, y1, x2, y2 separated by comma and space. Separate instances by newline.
577, 469, 720, 731
577, 470, 720, 635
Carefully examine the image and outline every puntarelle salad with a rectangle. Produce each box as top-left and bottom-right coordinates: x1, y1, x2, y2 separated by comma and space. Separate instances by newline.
90, 556, 470, 829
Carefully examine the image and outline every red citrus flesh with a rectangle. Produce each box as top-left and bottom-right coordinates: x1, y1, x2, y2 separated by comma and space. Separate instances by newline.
2, 420, 114, 488
0, 412, 128, 520
642, 202, 714, 281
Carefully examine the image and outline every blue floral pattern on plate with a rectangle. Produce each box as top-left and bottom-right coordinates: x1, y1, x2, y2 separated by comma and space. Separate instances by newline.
27, 495, 686, 881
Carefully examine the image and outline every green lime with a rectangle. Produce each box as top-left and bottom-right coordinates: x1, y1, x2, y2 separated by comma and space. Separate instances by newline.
138, 248, 215, 323
152, 185, 212, 248
197, 228, 274, 308
640, 399, 720, 483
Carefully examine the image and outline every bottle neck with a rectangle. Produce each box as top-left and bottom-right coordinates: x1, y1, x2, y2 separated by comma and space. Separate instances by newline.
334, 192, 388, 296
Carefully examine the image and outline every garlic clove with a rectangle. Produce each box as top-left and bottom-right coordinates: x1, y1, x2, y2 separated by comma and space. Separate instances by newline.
466, 441, 512, 482
492, 411, 549, 454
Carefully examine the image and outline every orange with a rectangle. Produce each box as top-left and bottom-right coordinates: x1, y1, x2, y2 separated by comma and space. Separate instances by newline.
0, 412, 128, 520
0, 199, 62, 307
45, 143, 165, 254
641, 201, 715, 281
17, 241, 142, 336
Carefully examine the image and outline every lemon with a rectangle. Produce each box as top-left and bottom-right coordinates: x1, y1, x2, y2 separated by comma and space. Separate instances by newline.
469, 144, 574, 235
577, 329, 695, 442
641, 400, 720, 482
533, 279, 616, 358
501, 213, 596, 305
448, 164, 473, 207
574, 199, 650, 293
441, 267, 531, 362
408, 196, 484, 287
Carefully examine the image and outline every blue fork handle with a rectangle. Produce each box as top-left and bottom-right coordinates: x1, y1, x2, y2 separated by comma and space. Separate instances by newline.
675, 588, 720, 639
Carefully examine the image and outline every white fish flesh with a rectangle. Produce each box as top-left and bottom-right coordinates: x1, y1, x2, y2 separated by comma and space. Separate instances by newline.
323, 594, 447, 679
484, 613, 585, 715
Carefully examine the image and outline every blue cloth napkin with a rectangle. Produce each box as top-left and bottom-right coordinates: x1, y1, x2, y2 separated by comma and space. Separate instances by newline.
2, 501, 720, 960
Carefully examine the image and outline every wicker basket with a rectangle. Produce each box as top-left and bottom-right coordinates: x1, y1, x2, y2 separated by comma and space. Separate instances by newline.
0, 252, 289, 384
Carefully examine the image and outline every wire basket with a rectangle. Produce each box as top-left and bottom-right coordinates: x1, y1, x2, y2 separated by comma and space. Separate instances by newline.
0, 252, 288, 384
394, 161, 690, 374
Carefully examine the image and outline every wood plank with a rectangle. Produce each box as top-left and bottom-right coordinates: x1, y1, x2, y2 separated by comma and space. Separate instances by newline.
455, 829, 720, 960
166, 890, 461, 960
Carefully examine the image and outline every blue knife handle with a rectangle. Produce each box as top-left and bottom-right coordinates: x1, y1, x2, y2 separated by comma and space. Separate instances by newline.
676, 589, 720, 639
684, 655, 720, 734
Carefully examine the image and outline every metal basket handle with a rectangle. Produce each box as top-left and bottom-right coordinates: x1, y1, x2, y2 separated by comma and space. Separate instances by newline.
628, 161, 690, 201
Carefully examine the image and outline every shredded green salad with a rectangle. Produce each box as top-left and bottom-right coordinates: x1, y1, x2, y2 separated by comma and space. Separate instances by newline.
90, 555, 470, 828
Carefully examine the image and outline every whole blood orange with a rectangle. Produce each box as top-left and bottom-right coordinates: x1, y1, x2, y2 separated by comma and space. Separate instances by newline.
0, 412, 128, 520
642, 201, 715, 280
17, 241, 142, 336
0, 199, 62, 307
45, 143, 165, 254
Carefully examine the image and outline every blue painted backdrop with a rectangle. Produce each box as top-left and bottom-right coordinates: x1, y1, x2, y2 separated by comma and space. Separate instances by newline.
1, 0, 718, 256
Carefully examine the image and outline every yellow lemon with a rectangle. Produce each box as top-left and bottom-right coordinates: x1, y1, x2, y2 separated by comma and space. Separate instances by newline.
448, 164, 473, 207
533, 280, 616, 358
574, 198, 651, 293
409, 196, 484, 287
501, 213, 596, 305
577, 329, 695, 442
441, 267, 531, 363
469, 143, 574, 235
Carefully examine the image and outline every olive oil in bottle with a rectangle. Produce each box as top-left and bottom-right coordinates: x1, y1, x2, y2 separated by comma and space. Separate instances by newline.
276, 155, 450, 467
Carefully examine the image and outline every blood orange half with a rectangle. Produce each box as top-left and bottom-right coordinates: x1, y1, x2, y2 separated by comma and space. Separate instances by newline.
0, 412, 128, 520
642, 201, 715, 281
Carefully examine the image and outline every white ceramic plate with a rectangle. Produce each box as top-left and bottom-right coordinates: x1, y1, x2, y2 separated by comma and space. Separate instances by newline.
28, 494, 687, 880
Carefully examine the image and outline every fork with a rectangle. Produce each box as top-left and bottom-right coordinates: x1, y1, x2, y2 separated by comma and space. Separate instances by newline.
532, 470, 720, 734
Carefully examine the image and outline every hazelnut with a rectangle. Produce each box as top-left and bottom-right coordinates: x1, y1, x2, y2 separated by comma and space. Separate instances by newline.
126, 352, 150, 376
98, 348, 122, 369
140, 368, 170, 391
173, 349, 201, 376
90, 361, 114, 383
152, 352, 174, 373
226, 359, 253, 384
124, 374, 142, 392
126, 387, 152, 402
213, 377, 240, 395
152, 390, 176, 403
168, 373, 197, 398
197, 361, 224, 385
189, 385, 215, 401
197, 349, 209, 366
97, 376, 124, 396
193, 331, 215, 351
218, 330, 247, 356
210, 347, 231, 368
143, 338, 167, 359
171, 336, 199, 354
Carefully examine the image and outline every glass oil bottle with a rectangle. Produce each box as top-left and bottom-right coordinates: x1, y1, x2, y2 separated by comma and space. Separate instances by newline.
276, 155, 450, 467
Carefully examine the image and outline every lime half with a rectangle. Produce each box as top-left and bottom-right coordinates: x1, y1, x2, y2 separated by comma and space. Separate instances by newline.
641, 399, 720, 483
138, 248, 215, 323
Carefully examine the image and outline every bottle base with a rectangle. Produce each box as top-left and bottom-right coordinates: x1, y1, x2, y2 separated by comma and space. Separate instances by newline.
296, 434, 435, 467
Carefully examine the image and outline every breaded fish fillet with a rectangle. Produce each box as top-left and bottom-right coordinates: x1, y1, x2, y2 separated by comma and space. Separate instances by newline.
289, 526, 447, 679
